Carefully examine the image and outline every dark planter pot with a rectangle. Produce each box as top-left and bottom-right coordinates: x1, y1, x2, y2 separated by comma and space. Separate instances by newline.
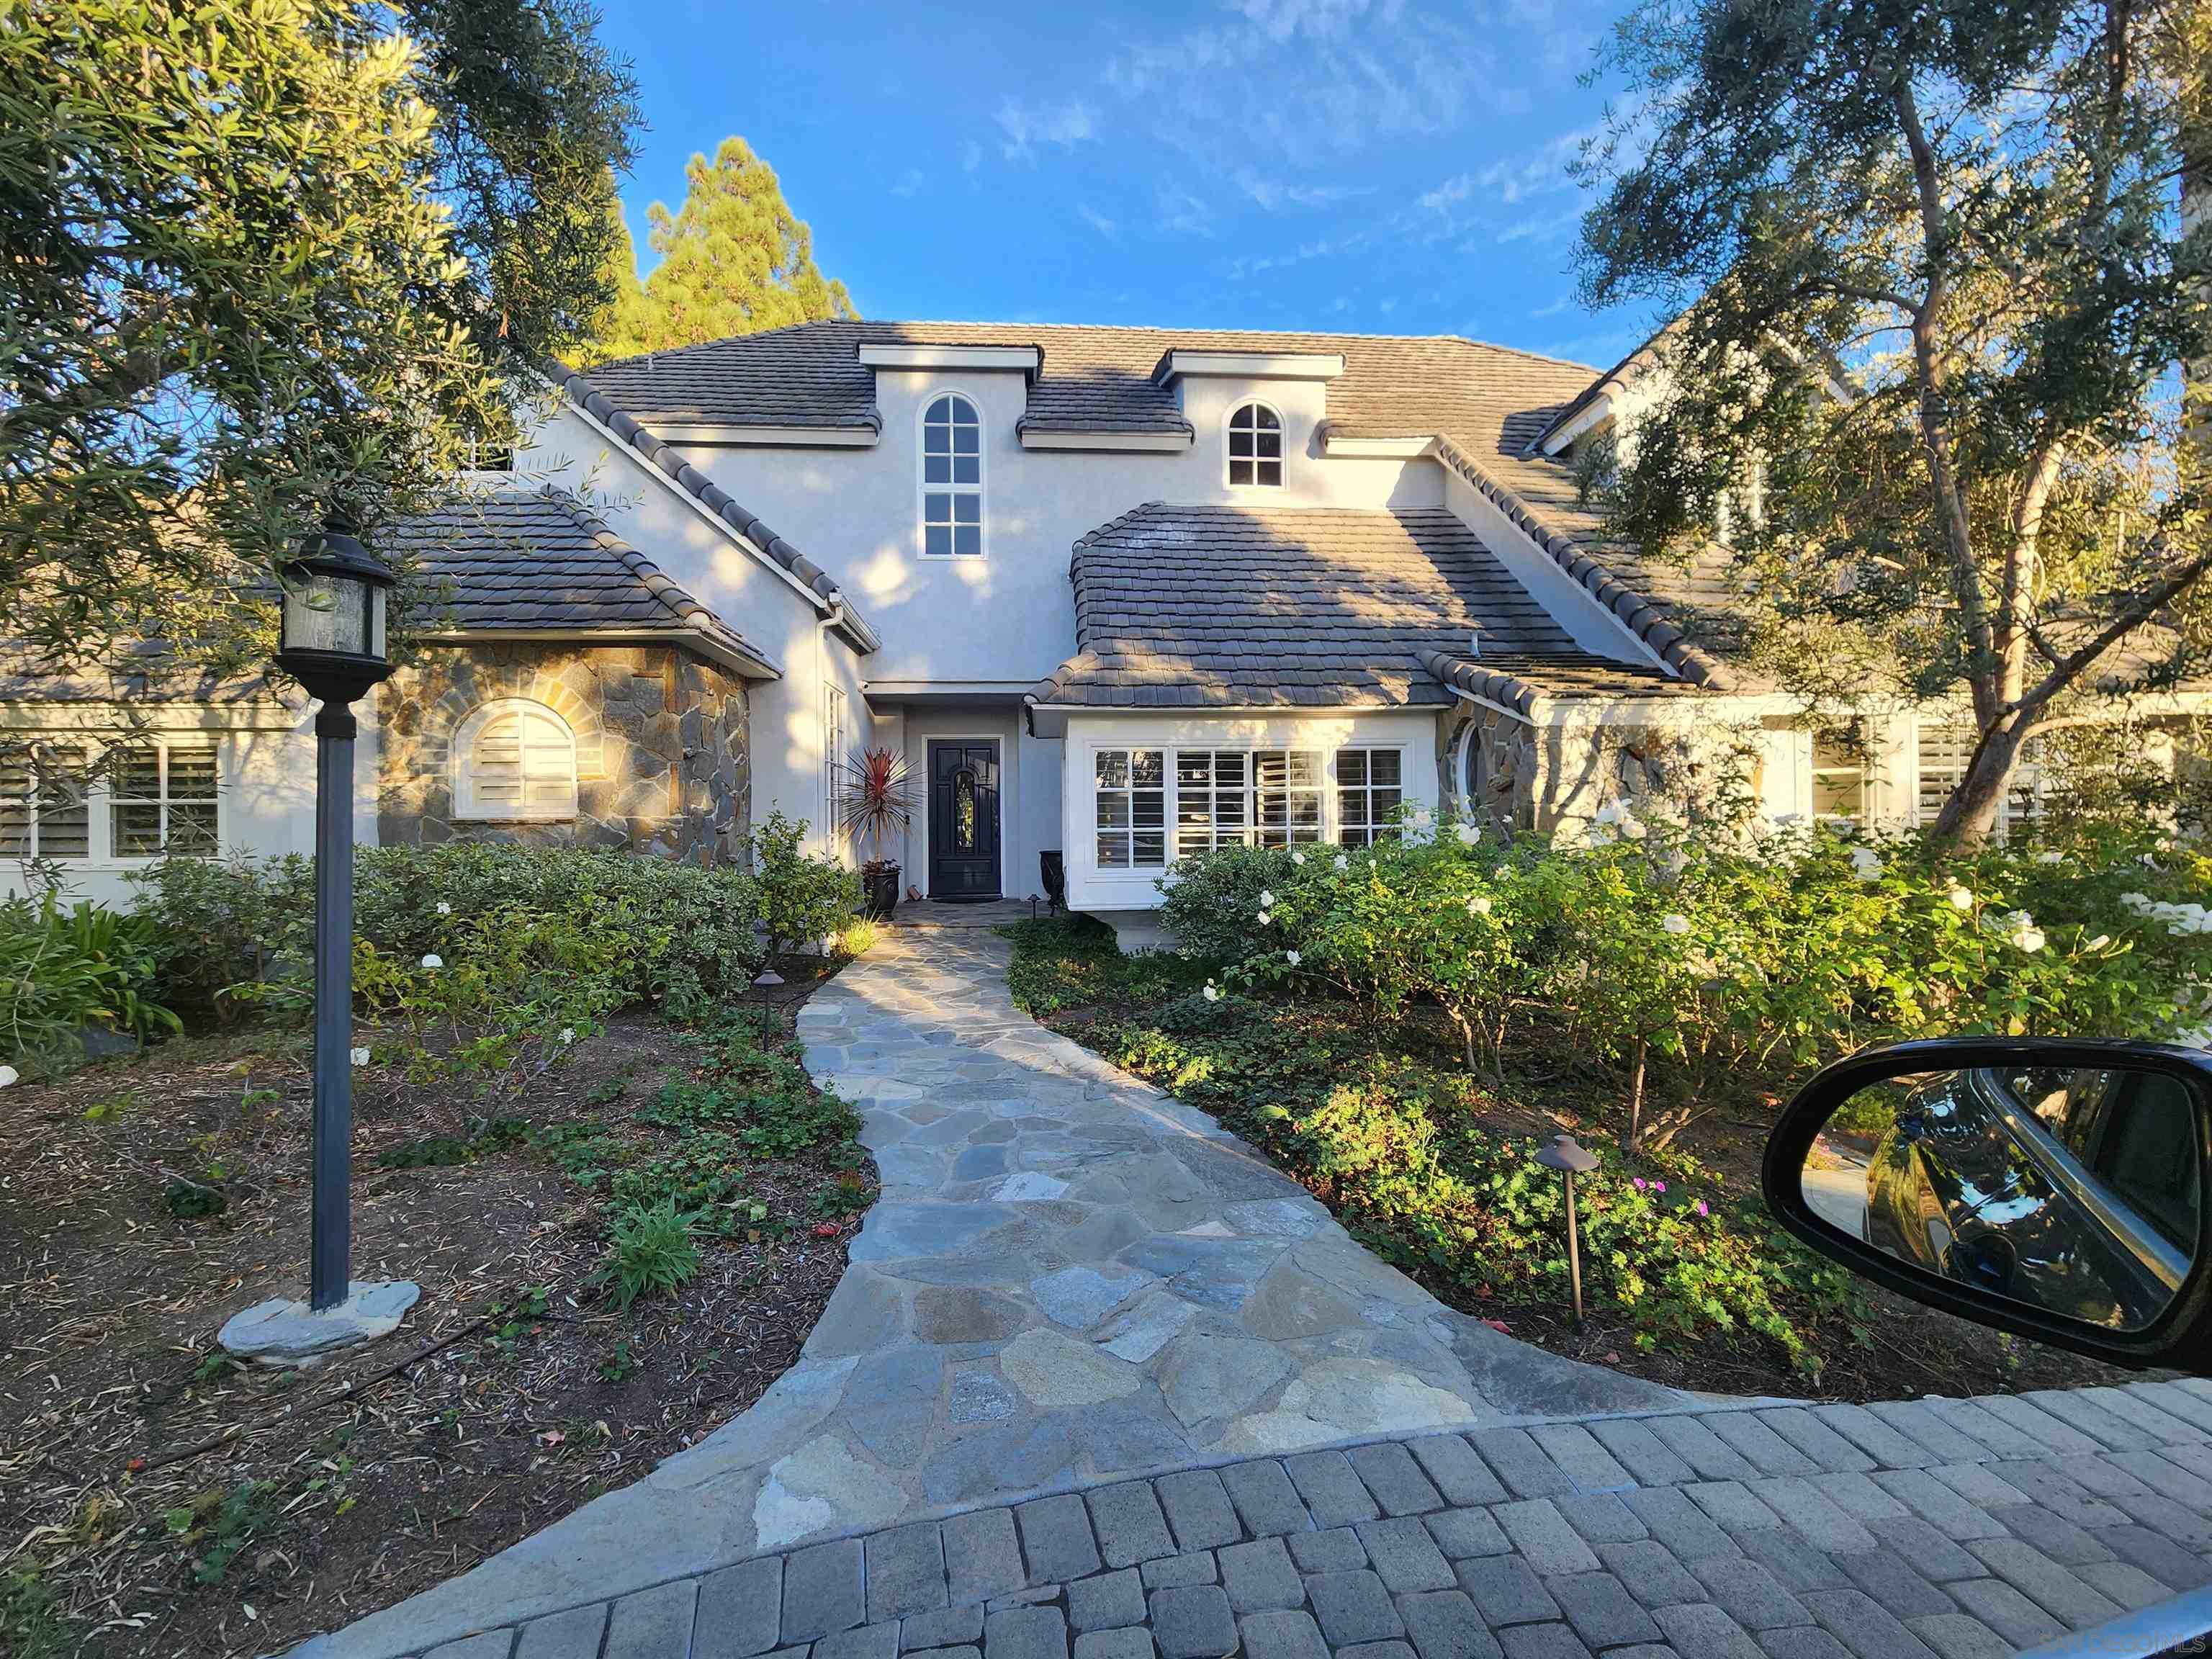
863, 864, 902, 920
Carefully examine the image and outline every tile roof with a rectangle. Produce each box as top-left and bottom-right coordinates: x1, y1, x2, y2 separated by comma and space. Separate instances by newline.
1028, 502, 1672, 710
540, 359, 878, 652
384, 489, 778, 675
572, 323, 1740, 683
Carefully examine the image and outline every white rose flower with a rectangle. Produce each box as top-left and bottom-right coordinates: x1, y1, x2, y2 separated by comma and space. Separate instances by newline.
1291, 850, 1306, 866
1285, 950, 1301, 966
1455, 823, 1480, 846
1848, 846, 1884, 881
2035, 850, 2064, 865
1467, 895, 1493, 916
1258, 889, 1276, 907
1946, 884, 1974, 911
349, 1046, 370, 1068
421, 953, 444, 969
2015, 927, 2046, 953
1661, 914, 1692, 936
0, 1064, 21, 1088
1202, 982, 1220, 1002
559, 1027, 576, 1044
1408, 807, 1434, 831
1333, 854, 1349, 872
435, 901, 452, 916
1256, 909, 1272, 925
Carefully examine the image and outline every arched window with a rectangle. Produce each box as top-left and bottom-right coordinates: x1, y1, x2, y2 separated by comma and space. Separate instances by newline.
1228, 402, 1283, 487
920, 392, 984, 557
454, 699, 578, 821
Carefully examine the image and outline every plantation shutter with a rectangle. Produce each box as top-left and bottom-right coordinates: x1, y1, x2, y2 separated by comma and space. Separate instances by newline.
467, 706, 575, 819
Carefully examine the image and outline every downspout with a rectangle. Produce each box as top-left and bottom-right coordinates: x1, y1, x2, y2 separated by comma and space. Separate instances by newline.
815, 600, 848, 863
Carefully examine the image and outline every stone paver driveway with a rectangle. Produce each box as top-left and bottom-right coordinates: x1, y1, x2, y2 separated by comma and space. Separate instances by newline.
302, 929, 1678, 1656
380, 1377, 2212, 1658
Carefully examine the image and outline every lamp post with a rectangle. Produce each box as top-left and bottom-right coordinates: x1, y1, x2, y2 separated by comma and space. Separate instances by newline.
220, 527, 417, 1363
1534, 1133, 1599, 1323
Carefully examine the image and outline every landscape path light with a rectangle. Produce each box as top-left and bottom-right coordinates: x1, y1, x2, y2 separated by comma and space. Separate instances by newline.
1534, 1132, 1599, 1323
220, 526, 417, 1364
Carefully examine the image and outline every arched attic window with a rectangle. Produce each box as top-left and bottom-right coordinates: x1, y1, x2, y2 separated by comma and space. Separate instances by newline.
1227, 402, 1284, 487
454, 699, 578, 821
920, 392, 984, 557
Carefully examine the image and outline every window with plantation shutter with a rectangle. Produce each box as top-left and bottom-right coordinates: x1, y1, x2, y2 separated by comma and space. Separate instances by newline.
0, 745, 90, 860
110, 737, 217, 856
1917, 722, 2046, 831
456, 701, 577, 821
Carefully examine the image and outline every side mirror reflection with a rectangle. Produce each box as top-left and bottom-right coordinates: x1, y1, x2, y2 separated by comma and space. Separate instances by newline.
1799, 1063, 2201, 1333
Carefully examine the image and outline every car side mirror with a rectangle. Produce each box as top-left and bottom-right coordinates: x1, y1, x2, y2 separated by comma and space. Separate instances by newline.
1763, 1038, 2212, 1370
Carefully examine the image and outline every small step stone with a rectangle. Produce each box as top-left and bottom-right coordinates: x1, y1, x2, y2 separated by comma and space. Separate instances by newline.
1452, 1556, 1558, 1627
1408, 1435, 1509, 1507
1546, 1572, 1661, 1650
1396, 1589, 1503, 1659
1594, 1540, 1703, 1610
869, 1523, 950, 1624
1467, 1429, 1575, 1499
945, 1509, 1028, 1607
785, 1539, 868, 1645
984, 1604, 1069, 1659
816, 1624, 900, 1659
902, 1606, 985, 1652
1354, 1516, 1457, 1593
1303, 1570, 1405, 1646
1148, 1584, 1237, 1659
1424, 1508, 1509, 1562
1285, 1450, 1384, 1527
1218, 1537, 1303, 1612
1073, 1632, 1153, 1659
1218, 1460, 1313, 1537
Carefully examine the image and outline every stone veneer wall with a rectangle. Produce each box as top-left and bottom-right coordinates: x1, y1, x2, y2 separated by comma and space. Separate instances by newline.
1440, 705, 1538, 835
1440, 704, 1763, 840
377, 641, 750, 863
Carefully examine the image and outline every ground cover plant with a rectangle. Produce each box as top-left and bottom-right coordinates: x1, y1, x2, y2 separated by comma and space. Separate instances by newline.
1001, 811, 2209, 1400
0, 837, 871, 1658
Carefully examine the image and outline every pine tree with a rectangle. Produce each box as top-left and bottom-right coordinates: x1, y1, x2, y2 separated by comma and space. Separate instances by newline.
590, 137, 856, 360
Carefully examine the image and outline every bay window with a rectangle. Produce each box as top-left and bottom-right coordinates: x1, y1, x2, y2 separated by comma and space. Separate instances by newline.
1089, 742, 1404, 870
1095, 749, 1166, 868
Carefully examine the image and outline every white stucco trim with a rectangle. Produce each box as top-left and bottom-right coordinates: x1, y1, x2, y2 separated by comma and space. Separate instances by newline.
0, 700, 298, 732
1537, 395, 1614, 457
652, 423, 880, 448
1019, 428, 1193, 452
1025, 698, 1418, 740
866, 679, 1039, 701
1320, 434, 1434, 460
914, 389, 989, 562
550, 374, 845, 622
860, 343, 1042, 377
412, 628, 782, 681
1155, 350, 1346, 384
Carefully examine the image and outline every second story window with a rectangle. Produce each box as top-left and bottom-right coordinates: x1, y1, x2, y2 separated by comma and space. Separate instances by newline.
1228, 402, 1283, 487
921, 392, 983, 557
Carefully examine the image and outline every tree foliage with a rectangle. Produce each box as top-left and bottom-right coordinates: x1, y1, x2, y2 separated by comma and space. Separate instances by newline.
0, 0, 637, 685
1576, 0, 2211, 840
584, 136, 856, 363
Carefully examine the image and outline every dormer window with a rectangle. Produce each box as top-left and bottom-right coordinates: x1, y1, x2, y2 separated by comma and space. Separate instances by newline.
1228, 403, 1283, 487
920, 392, 984, 557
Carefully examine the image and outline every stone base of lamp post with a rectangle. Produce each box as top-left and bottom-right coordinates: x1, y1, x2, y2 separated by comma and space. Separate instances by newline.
218, 1280, 421, 1368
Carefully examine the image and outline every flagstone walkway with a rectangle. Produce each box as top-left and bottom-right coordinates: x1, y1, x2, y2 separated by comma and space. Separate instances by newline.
301, 929, 1686, 1657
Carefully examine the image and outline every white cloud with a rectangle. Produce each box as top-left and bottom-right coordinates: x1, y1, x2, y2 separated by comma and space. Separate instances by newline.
1530, 293, 1575, 319
1078, 203, 1118, 240
889, 168, 926, 199
994, 95, 1099, 161
1233, 168, 1374, 211
1157, 186, 1215, 238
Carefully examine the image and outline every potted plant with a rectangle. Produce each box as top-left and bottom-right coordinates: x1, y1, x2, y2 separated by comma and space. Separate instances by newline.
837, 747, 917, 919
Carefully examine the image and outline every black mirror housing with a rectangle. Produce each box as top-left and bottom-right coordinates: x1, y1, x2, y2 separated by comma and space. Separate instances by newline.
1764, 1038, 2212, 1372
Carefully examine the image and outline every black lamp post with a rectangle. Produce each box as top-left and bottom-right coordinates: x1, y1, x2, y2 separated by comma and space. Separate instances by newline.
1535, 1133, 1599, 1323
275, 527, 396, 1312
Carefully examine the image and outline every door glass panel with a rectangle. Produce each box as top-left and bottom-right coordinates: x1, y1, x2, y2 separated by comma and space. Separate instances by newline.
954, 768, 977, 852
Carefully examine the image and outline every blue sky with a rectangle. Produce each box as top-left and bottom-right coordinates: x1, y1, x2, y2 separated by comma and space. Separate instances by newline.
595, 0, 1653, 372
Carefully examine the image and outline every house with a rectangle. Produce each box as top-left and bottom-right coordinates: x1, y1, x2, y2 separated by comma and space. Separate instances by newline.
6, 320, 2202, 935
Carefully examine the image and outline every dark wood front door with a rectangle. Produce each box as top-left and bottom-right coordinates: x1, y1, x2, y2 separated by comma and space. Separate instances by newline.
927, 740, 1001, 901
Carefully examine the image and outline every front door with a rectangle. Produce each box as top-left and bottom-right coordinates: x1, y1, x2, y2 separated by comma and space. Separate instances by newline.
927, 740, 1001, 900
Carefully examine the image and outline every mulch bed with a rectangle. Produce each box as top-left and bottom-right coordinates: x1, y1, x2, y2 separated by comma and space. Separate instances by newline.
0, 965, 868, 1658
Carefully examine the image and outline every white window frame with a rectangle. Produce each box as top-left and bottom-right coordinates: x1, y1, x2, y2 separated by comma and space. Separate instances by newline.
1087, 742, 1401, 871
1916, 721, 2046, 832
1226, 400, 1286, 490
0, 742, 93, 862
1094, 747, 1167, 871
108, 736, 221, 860
1335, 746, 1406, 847
1811, 732, 1866, 824
453, 698, 580, 823
917, 390, 986, 559
1254, 750, 1325, 846
823, 683, 847, 853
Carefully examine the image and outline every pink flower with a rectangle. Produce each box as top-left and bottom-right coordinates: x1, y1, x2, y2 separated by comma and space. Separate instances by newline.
1695, 1200, 1709, 1218
1631, 1177, 1647, 1191
1654, 1180, 1667, 1194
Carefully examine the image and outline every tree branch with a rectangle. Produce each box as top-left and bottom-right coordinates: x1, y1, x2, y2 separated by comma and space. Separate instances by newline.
2012, 541, 2212, 719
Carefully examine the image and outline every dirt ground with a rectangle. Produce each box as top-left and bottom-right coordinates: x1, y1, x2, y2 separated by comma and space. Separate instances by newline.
0, 966, 868, 1659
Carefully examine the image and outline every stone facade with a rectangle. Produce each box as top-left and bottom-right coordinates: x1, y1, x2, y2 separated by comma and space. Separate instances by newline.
1440, 706, 1538, 835
1441, 704, 1763, 840
377, 641, 750, 863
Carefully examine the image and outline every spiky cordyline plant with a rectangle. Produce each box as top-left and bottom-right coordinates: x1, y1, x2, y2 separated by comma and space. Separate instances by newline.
837, 747, 917, 871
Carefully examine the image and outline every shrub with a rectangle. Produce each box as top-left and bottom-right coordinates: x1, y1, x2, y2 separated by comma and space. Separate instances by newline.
1157, 843, 1300, 963
127, 854, 313, 1022
601, 1197, 701, 1308
0, 894, 179, 1075
751, 809, 862, 961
